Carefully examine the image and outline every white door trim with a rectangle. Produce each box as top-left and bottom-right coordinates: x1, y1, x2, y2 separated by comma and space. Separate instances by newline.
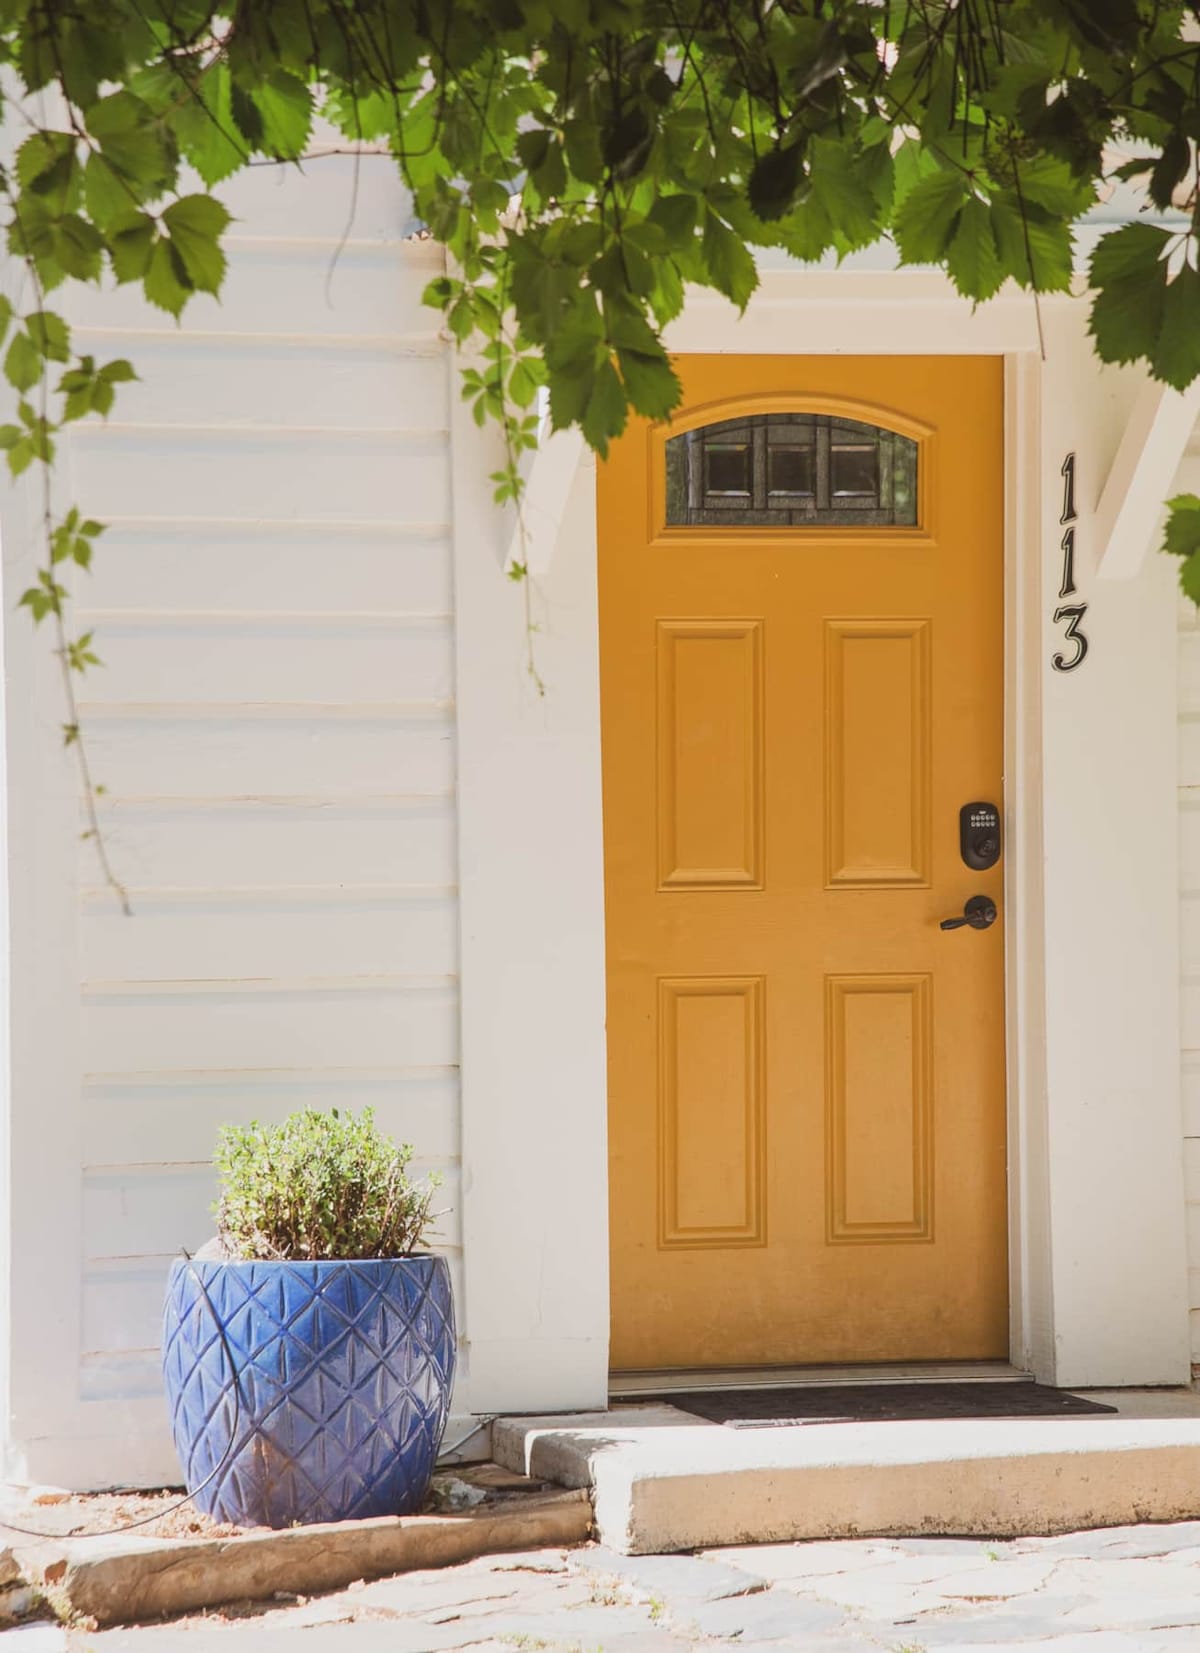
451, 269, 1190, 1418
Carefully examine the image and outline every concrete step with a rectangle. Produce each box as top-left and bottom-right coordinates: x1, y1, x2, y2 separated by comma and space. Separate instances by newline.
493, 1393, 1200, 1555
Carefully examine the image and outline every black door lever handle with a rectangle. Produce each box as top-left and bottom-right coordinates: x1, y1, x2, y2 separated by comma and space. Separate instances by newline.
940, 895, 997, 932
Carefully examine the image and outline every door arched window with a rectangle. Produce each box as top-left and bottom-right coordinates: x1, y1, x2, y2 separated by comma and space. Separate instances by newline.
665, 412, 918, 528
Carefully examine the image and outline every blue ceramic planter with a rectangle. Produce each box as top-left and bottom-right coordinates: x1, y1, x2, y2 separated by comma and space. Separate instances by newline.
162, 1255, 456, 1528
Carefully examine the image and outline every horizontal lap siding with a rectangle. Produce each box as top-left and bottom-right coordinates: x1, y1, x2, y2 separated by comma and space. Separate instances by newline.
1178, 442, 1200, 1360
64, 166, 462, 1450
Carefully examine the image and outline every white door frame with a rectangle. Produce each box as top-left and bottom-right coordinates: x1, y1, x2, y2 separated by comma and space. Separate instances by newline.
449, 268, 1190, 1418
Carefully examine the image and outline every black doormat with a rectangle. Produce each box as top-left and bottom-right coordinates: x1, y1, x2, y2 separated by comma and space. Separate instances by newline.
659, 1381, 1119, 1427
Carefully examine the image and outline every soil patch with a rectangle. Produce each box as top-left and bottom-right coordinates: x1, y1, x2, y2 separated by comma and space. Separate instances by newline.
0, 1463, 550, 1548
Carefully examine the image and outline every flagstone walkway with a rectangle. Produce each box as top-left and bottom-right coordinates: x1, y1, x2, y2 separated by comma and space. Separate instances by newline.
17, 1518, 1200, 1650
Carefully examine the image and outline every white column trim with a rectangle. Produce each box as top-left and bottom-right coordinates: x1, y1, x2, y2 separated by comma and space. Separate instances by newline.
506, 429, 585, 575
1003, 351, 1054, 1379
1094, 376, 1200, 580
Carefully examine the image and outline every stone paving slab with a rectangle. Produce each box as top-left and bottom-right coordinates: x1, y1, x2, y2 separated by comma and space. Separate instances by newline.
573, 1545, 769, 1602
917, 1638, 1200, 1653
1014, 1518, 1200, 1557
933, 1557, 1061, 1595
685, 1588, 846, 1641
698, 1537, 898, 1579
865, 1597, 1099, 1645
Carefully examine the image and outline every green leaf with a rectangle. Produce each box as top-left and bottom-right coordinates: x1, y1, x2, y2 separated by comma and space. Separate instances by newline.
18, 571, 65, 618
7, 440, 34, 478
1180, 549, 1200, 607
775, 195, 834, 263
892, 139, 942, 203
172, 62, 246, 187
648, 194, 697, 247
808, 138, 882, 249
1091, 220, 1173, 288
1167, 496, 1200, 603
1153, 262, 1200, 390
546, 358, 595, 433
516, 128, 551, 173
580, 356, 626, 454
252, 72, 313, 160
529, 133, 567, 201
648, 256, 685, 327
4, 331, 41, 393
603, 106, 652, 179
16, 130, 78, 213
1012, 155, 1096, 219
748, 145, 802, 222
59, 358, 97, 420
1150, 131, 1190, 211
701, 209, 757, 309
947, 197, 1005, 302
1110, 157, 1153, 183
563, 117, 604, 184
618, 348, 680, 419
507, 355, 543, 408
85, 152, 136, 227
99, 358, 137, 385
55, 214, 104, 281
894, 169, 970, 264
107, 212, 156, 282
1088, 222, 1172, 366
423, 276, 459, 308
25, 310, 70, 361
0, 296, 13, 352
991, 196, 1073, 292
1164, 494, 1200, 558
230, 83, 265, 149
86, 90, 174, 197
604, 299, 661, 356
161, 194, 231, 294
143, 237, 190, 317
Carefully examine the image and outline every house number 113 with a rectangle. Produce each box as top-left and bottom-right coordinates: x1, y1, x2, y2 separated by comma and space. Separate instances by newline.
1052, 452, 1088, 673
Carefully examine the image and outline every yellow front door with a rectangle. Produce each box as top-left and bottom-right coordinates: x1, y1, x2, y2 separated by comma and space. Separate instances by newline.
600, 355, 1007, 1372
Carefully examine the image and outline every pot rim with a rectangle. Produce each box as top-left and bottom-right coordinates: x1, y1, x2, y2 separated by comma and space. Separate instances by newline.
172, 1251, 446, 1269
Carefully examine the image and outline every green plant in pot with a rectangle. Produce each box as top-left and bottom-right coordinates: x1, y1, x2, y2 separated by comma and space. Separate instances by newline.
162, 1107, 455, 1529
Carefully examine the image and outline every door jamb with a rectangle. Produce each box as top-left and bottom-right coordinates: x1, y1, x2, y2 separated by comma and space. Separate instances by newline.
452, 275, 1081, 1416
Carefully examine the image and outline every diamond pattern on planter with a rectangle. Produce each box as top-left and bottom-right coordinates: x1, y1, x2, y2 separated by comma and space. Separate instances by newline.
162, 1255, 456, 1528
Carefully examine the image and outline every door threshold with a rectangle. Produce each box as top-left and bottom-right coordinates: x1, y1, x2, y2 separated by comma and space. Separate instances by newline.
609, 1360, 1031, 1398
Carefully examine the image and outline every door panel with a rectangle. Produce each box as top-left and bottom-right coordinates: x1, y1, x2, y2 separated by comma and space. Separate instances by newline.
599, 355, 1007, 1372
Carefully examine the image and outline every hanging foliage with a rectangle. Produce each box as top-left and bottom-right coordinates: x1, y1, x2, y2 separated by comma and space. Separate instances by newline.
2, 1, 1200, 895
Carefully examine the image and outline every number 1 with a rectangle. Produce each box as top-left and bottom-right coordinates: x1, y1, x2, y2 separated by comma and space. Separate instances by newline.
1060, 452, 1077, 525
1059, 526, 1076, 598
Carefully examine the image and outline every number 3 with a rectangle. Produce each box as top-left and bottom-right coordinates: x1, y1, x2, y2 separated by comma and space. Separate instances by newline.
1052, 604, 1088, 672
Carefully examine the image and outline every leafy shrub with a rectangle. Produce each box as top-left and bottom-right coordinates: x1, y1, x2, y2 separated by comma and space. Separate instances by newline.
213, 1108, 441, 1261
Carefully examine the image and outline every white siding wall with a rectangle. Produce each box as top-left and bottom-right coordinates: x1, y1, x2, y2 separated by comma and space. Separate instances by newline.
1177, 432, 1200, 1364
1, 158, 464, 1485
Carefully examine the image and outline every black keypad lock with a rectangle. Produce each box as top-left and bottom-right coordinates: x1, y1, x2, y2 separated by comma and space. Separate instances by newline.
959, 802, 1001, 870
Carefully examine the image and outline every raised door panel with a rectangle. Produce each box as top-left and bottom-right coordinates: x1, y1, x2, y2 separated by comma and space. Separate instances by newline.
656, 621, 763, 889
825, 620, 931, 888
825, 973, 933, 1244
658, 976, 766, 1249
